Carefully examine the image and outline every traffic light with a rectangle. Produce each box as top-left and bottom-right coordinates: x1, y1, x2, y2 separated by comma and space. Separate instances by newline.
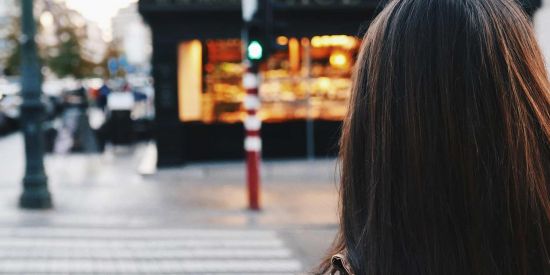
245, 21, 265, 62
243, 0, 284, 65
247, 40, 263, 60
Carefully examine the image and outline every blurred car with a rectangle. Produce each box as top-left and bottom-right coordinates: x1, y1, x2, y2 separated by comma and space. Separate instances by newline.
0, 91, 20, 135
0, 77, 63, 137
0, 78, 20, 135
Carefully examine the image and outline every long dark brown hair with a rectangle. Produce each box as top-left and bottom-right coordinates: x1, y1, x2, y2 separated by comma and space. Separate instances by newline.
319, 0, 550, 274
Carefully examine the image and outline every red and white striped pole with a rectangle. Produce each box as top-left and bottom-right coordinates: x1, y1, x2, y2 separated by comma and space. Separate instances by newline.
243, 62, 262, 210
242, 0, 262, 210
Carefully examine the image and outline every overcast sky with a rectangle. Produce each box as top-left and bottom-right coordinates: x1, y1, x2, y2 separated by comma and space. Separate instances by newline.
58, 0, 138, 40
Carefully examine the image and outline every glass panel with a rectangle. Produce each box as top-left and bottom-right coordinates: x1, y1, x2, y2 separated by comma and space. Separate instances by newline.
261, 35, 359, 122
203, 39, 244, 123
181, 35, 360, 124
178, 40, 203, 122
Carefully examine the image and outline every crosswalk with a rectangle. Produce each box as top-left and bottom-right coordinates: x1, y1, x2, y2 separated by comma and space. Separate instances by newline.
0, 228, 303, 274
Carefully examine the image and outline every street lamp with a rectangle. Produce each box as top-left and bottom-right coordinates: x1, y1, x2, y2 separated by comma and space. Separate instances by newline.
19, 0, 52, 209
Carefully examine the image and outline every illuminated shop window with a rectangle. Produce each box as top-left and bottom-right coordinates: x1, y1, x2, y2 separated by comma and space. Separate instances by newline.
177, 35, 360, 124
204, 39, 244, 123
178, 40, 203, 122
260, 35, 359, 122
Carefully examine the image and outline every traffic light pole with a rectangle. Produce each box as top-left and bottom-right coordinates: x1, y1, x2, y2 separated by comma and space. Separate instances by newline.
242, 0, 262, 210
243, 61, 262, 210
19, 0, 53, 209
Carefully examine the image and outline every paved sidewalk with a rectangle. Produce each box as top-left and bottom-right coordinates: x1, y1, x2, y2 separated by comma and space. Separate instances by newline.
0, 133, 340, 274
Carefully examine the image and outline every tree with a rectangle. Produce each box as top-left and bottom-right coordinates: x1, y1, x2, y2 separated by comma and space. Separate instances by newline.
3, 0, 102, 79
4, 35, 20, 76
46, 27, 84, 78
4, 18, 21, 76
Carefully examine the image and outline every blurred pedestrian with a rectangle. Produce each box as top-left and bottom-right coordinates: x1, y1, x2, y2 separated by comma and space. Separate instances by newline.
54, 85, 99, 154
105, 83, 135, 145
318, 0, 550, 274
97, 81, 111, 111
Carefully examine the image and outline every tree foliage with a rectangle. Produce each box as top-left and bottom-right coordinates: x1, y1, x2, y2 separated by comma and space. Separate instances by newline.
46, 27, 86, 78
4, 18, 21, 76
4, 35, 20, 76
3, 3, 105, 79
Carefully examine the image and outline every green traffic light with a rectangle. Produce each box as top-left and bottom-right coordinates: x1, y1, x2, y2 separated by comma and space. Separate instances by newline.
247, 40, 263, 60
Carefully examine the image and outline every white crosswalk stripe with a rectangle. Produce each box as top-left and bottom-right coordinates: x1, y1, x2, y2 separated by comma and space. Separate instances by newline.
0, 228, 279, 238
0, 248, 293, 259
0, 228, 303, 274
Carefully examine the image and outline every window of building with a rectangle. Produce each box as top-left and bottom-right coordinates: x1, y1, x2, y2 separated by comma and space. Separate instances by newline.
177, 35, 360, 124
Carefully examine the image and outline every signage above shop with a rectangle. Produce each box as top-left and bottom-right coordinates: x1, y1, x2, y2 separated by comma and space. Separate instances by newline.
274, 0, 377, 9
139, 0, 241, 12
140, 0, 377, 12
142, 0, 240, 6
275, 0, 365, 6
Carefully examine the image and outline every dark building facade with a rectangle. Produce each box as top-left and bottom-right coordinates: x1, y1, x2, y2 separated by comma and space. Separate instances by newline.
139, 0, 382, 166
138, 0, 541, 167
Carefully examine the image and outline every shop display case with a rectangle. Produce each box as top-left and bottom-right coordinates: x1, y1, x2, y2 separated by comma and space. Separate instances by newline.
187, 35, 360, 124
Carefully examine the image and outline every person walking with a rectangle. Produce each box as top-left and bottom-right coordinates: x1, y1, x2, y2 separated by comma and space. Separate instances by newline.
318, 0, 550, 274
